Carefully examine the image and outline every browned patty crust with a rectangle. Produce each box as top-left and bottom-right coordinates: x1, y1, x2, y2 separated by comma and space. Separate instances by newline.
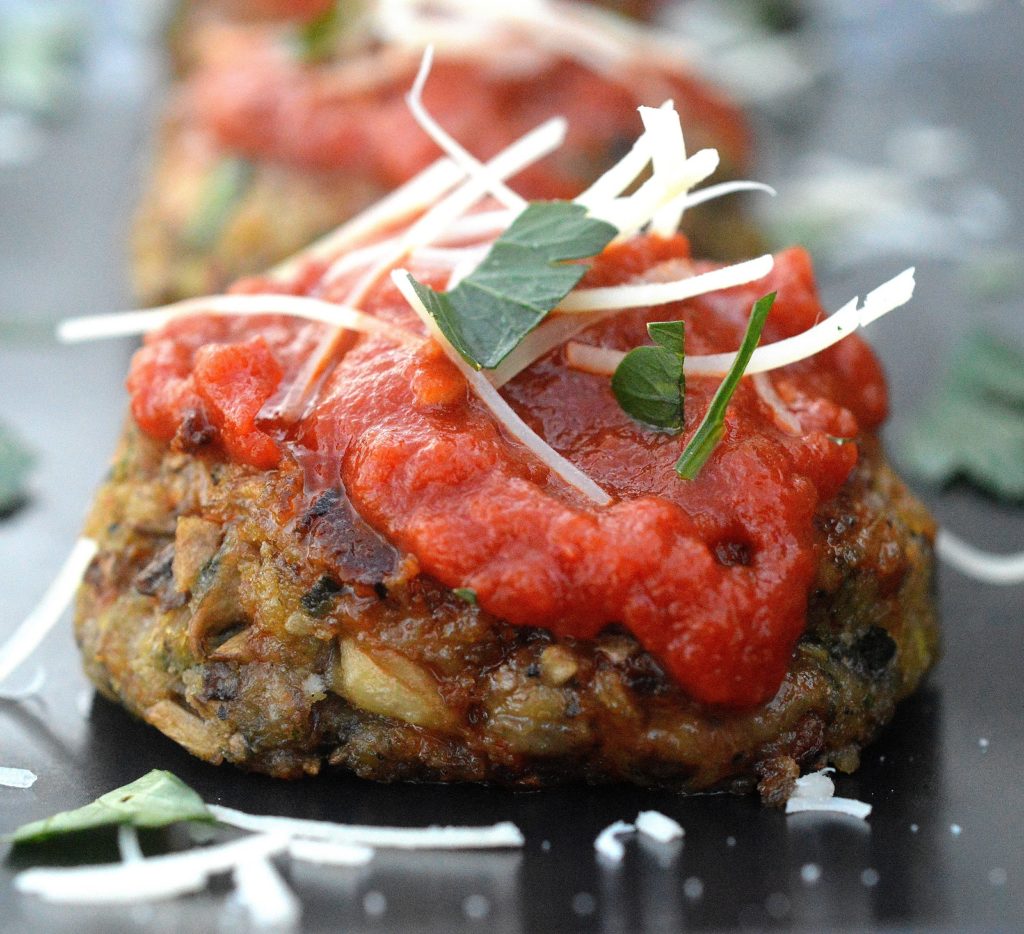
76, 424, 938, 800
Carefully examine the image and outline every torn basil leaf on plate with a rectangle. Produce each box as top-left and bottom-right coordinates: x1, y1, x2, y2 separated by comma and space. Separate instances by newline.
897, 330, 1024, 501
9, 770, 212, 844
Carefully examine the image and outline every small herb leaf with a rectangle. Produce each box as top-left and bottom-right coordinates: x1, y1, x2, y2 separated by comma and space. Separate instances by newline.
0, 419, 34, 514
495, 201, 616, 258
611, 321, 686, 432
9, 770, 212, 844
411, 202, 617, 370
896, 330, 1024, 501
453, 587, 478, 605
184, 158, 252, 251
647, 320, 685, 356
675, 292, 775, 479
293, 2, 343, 63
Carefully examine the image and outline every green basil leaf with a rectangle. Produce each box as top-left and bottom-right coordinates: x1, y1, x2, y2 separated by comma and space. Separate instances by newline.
9, 770, 213, 844
647, 320, 685, 356
453, 587, 478, 605
611, 321, 685, 432
676, 292, 776, 480
184, 158, 253, 251
293, 2, 341, 63
896, 330, 1024, 501
411, 202, 617, 370
0, 419, 34, 513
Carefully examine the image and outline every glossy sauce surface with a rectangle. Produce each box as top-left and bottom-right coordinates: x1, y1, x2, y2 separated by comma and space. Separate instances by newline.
127, 237, 887, 708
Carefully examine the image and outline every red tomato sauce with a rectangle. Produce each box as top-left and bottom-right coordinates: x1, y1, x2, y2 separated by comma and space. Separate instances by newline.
128, 237, 887, 709
208, 0, 333, 20
188, 49, 749, 196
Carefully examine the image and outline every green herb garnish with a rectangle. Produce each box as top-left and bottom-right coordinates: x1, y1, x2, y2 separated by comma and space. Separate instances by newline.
611, 320, 685, 432
293, 2, 342, 63
411, 201, 617, 370
8, 770, 212, 844
453, 587, 478, 605
896, 329, 1024, 501
0, 419, 34, 513
675, 292, 775, 479
184, 158, 252, 251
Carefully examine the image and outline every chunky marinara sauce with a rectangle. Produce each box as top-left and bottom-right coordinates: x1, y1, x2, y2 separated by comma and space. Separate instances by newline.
188, 48, 749, 197
127, 237, 887, 709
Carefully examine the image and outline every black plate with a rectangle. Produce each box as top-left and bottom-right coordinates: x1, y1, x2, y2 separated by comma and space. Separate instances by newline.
1, 2, 1021, 931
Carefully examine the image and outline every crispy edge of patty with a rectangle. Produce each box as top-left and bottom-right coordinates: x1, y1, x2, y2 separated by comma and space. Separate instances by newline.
75, 422, 939, 798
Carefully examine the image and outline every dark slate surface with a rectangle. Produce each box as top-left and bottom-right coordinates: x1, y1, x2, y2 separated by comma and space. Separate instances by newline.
1, 1, 1021, 931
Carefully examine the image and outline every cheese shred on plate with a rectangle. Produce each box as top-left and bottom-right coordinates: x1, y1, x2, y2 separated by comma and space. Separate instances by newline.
594, 820, 635, 863
785, 769, 872, 820
635, 810, 684, 843
15, 833, 290, 904
0, 538, 96, 687
935, 530, 1024, 586
0, 766, 38, 789
565, 268, 917, 379
593, 810, 683, 863
210, 803, 525, 850
231, 854, 302, 930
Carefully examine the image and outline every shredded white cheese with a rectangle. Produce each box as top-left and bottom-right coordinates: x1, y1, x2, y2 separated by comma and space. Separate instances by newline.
786, 798, 874, 820
322, 114, 566, 290
936, 530, 1024, 585
376, 0, 691, 83
640, 104, 690, 236
211, 803, 524, 850
565, 268, 916, 378
557, 254, 774, 312
785, 768, 872, 820
576, 107, 773, 236
590, 147, 720, 241
57, 295, 413, 346
752, 372, 801, 434
269, 157, 464, 281
436, 208, 517, 243
231, 854, 302, 931
668, 179, 777, 213
307, 238, 406, 286
0, 538, 96, 687
558, 343, 621, 375
15, 833, 290, 904
790, 768, 835, 800
279, 113, 566, 424
686, 267, 915, 376
0, 666, 46, 702
117, 825, 145, 863
406, 46, 524, 212
575, 124, 656, 209
0, 766, 37, 789
444, 245, 493, 290
414, 244, 492, 269
487, 311, 616, 389
593, 820, 635, 863
392, 269, 612, 505
635, 811, 684, 843
348, 113, 565, 284
287, 838, 375, 867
